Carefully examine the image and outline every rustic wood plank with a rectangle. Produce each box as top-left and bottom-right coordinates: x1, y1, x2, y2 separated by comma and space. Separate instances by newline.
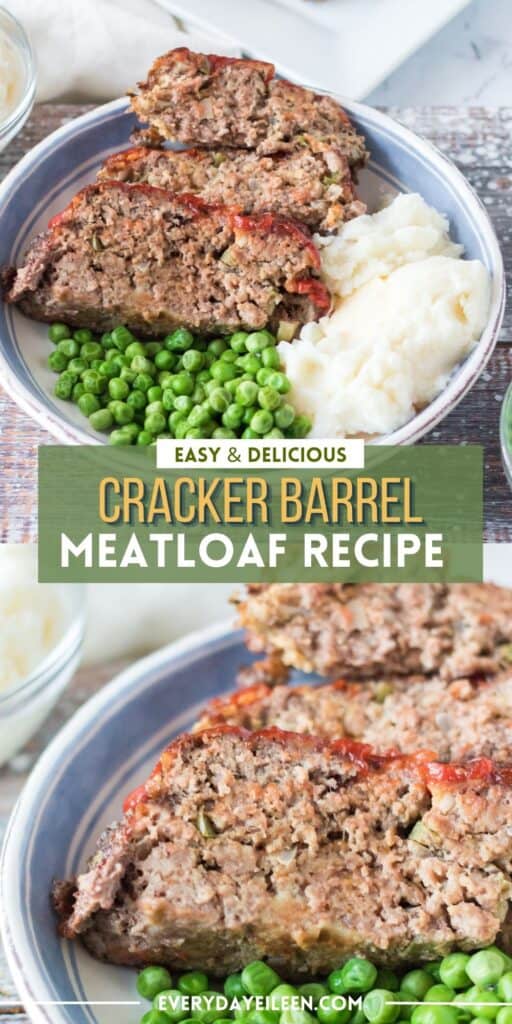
0, 103, 511, 542
0, 658, 133, 1021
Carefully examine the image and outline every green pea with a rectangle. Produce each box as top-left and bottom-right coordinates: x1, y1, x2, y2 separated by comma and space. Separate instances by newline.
455, 988, 499, 1021
81, 369, 105, 394
213, 427, 237, 438
188, 405, 212, 428
241, 354, 262, 376
211, 360, 238, 383
317, 995, 351, 1024
467, 950, 506, 987
220, 349, 238, 364
110, 401, 134, 425
298, 984, 328, 1008
72, 382, 85, 402
144, 386, 161, 404
56, 337, 80, 358
247, 1012, 280, 1024
241, 961, 280, 997
89, 409, 113, 432
424, 986, 454, 1005
235, 380, 258, 407
274, 404, 295, 429
175, 419, 189, 439
100, 332, 113, 349
410, 1009, 458, 1024
246, 330, 273, 352
281, 1012, 317, 1024
171, 372, 195, 396
266, 371, 290, 393
208, 387, 230, 414
154, 989, 189, 1022
375, 973, 400, 994
96, 359, 117, 380
183, 349, 204, 373
363, 991, 401, 1024
145, 341, 163, 358
190, 991, 227, 1023
401, 972, 433, 1002
439, 954, 470, 990
191, 385, 206, 405
250, 409, 273, 434
155, 350, 176, 371
109, 427, 133, 445
497, 971, 512, 1003
242, 427, 260, 439
203, 351, 216, 369
165, 328, 195, 352
48, 350, 69, 372
137, 430, 154, 446
146, 400, 165, 417
137, 966, 173, 1001
145, 411, 167, 435
134, 372, 154, 393
159, 371, 175, 389
229, 331, 248, 354
90, 359, 103, 371
108, 377, 129, 401
178, 973, 209, 996
131, 354, 156, 376
222, 404, 244, 429
54, 376, 74, 400
256, 368, 273, 387
196, 369, 212, 385
270, 984, 300, 1010
49, 322, 71, 343
111, 353, 128, 370
261, 347, 281, 369
497, 1011, 512, 1024
73, 328, 95, 345
424, 964, 442, 983
80, 341, 103, 362
141, 1010, 174, 1024
169, 410, 186, 433
78, 393, 101, 417
208, 338, 228, 357
258, 386, 281, 411
111, 325, 136, 350
127, 390, 147, 412
288, 414, 311, 438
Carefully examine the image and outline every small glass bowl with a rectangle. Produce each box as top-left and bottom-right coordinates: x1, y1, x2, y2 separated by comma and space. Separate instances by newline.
0, 6, 36, 152
500, 381, 512, 490
0, 584, 86, 766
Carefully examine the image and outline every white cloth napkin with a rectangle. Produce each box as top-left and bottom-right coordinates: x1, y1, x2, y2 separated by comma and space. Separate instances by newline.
5, 0, 240, 102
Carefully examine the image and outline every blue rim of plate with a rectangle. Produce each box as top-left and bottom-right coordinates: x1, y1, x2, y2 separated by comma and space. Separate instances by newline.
0, 95, 505, 446
0, 619, 249, 1024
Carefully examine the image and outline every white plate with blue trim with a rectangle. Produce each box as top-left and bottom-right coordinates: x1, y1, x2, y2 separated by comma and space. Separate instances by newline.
0, 94, 505, 447
2, 621, 313, 1024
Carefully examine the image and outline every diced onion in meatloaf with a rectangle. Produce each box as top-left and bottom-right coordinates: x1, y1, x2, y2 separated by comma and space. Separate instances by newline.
236, 583, 512, 681
131, 48, 368, 167
53, 727, 512, 975
196, 672, 512, 763
3, 182, 330, 337
98, 146, 366, 234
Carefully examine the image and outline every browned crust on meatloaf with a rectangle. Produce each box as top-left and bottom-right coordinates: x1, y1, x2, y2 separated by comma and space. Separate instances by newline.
196, 673, 512, 763
4, 182, 330, 336
54, 726, 512, 975
98, 146, 366, 233
236, 583, 512, 682
131, 49, 368, 168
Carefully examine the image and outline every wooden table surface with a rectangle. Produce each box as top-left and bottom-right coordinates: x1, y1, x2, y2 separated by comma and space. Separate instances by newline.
0, 103, 511, 543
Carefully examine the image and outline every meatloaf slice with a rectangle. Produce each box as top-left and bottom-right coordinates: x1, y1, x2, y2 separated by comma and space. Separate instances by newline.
98, 146, 366, 234
4, 182, 329, 337
196, 673, 512, 762
131, 49, 367, 168
54, 727, 512, 974
236, 583, 512, 682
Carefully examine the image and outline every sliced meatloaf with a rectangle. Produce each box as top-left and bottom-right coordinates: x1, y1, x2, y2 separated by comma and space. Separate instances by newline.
54, 727, 512, 974
3, 182, 329, 336
236, 583, 512, 682
98, 146, 366, 234
131, 49, 367, 168
196, 673, 512, 762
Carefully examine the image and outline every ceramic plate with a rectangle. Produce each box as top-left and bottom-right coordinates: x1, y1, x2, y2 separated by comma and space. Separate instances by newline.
0, 96, 505, 446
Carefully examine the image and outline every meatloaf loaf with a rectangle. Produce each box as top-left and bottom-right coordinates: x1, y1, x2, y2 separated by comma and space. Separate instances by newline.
196, 673, 512, 762
3, 182, 329, 336
237, 583, 512, 682
98, 146, 366, 234
131, 49, 367, 168
54, 727, 512, 974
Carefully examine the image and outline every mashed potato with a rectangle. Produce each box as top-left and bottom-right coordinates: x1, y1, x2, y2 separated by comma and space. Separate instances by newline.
317, 192, 463, 299
279, 194, 490, 437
